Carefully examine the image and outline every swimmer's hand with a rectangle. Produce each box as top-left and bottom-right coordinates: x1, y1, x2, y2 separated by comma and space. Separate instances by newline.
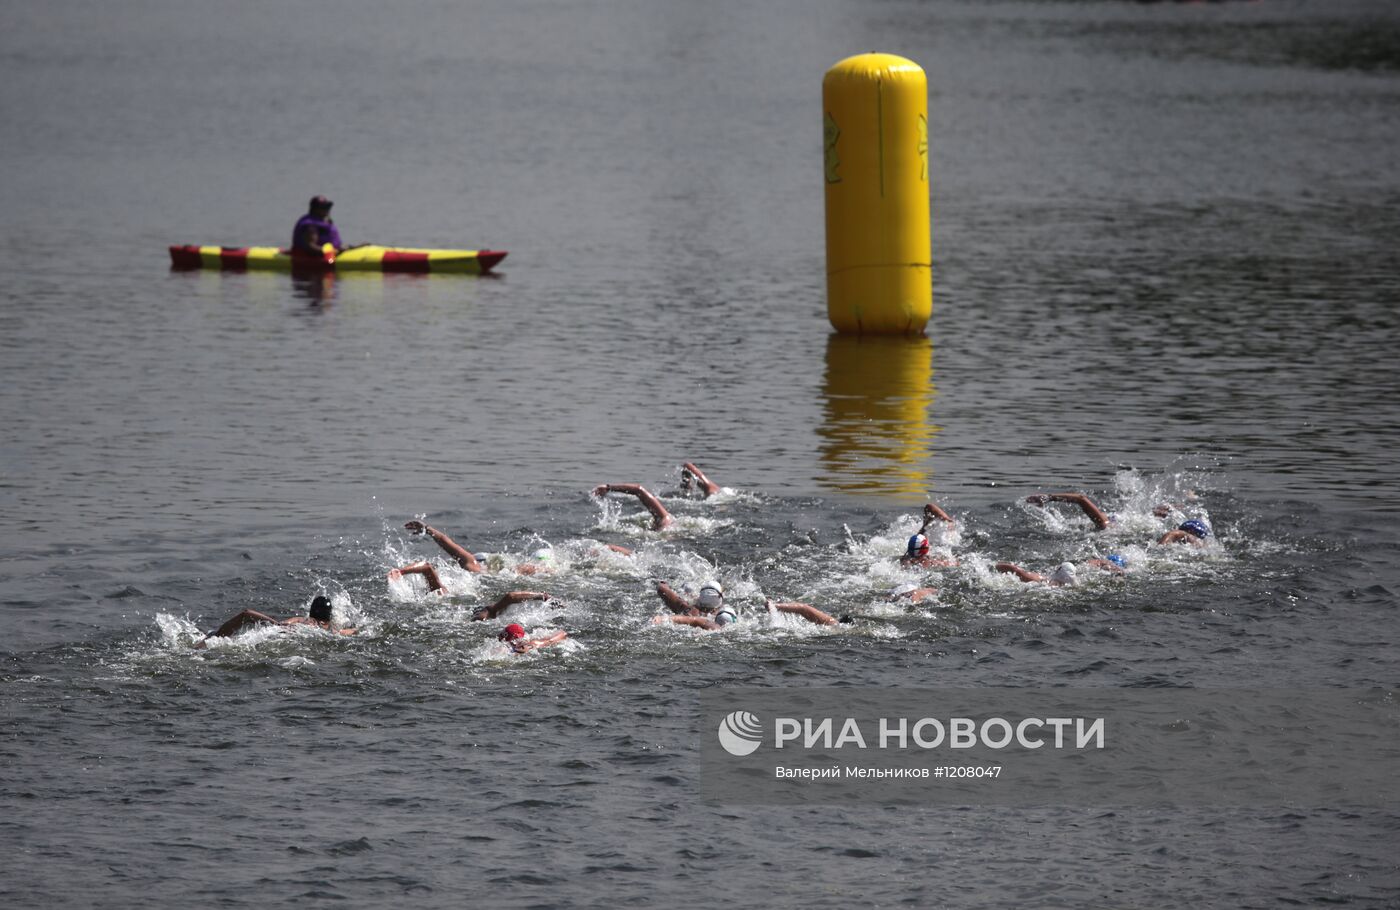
1025, 494, 1052, 506
591, 485, 610, 497
405, 520, 429, 535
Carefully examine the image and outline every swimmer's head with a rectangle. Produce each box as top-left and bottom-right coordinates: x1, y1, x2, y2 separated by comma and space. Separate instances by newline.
1050, 563, 1078, 586
1106, 554, 1128, 569
1179, 519, 1211, 540
714, 605, 738, 626
309, 595, 332, 623
696, 582, 724, 610
889, 582, 919, 599
531, 547, 554, 563
906, 534, 930, 558
497, 623, 526, 642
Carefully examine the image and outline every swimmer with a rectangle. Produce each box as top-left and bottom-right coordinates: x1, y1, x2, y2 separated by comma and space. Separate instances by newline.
389, 560, 447, 592
654, 579, 725, 616
403, 520, 486, 572
679, 462, 721, 498
888, 582, 938, 604
901, 533, 958, 568
516, 547, 555, 576
1028, 490, 1194, 533
404, 522, 599, 575
901, 502, 959, 568
922, 502, 956, 528
765, 599, 845, 626
471, 591, 555, 622
196, 595, 354, 648
1088, 554, 1129, 574
496, 622, 568, 654
1158, 519, 1212, 547
994, 561, 1082, 586
1025, 493, 1113, 530
591, 483, 674, 530
593, 462, 726, 530
652, 602, 738, 632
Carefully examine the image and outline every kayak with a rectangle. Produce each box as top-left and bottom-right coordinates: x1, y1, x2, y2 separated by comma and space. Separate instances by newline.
168, 244, 507, 275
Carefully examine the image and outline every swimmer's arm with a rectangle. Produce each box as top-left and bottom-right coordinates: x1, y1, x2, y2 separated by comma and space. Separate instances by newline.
593, 484, 673, 530
389, 561, 445, 593
921, 503, 955, 531
653, 581, 694, 615
995, 562, 1044, 583
652, 615, 719, 631
1157, 529, 1200, 546
472, 590, 551, 621
604, 543, 634, 556
681, 462, 721, 498
405, 521, 484, 572
519, 631, 568, 652
1026, 493, 1111, 530
206, 609, 281, 639
768, 601, 839, 626
1086, 558, 1126, 575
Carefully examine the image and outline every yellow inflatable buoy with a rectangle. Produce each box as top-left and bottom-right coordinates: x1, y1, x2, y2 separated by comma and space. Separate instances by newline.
823, 53, 931, 335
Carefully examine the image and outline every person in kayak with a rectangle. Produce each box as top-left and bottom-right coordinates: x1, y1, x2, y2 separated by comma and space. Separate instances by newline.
195, 595, 354, 648
291, 195, 342, 255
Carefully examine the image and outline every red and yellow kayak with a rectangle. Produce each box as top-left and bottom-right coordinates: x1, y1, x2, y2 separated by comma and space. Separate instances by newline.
169, 244, 507, 275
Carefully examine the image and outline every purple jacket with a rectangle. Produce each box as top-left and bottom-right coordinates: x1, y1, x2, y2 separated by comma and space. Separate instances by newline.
292, 214, 343, 254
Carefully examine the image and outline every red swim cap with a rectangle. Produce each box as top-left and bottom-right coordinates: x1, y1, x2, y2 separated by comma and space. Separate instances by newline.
498, 623, 526, 641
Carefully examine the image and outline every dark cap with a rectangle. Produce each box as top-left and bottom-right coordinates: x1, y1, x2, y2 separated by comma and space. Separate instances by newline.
309, 195, 333, 210
309, 595, 332, 622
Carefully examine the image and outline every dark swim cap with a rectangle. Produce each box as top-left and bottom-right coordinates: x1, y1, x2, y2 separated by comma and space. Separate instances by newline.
1179, 519, 1211, 540
309, 595, 332, 622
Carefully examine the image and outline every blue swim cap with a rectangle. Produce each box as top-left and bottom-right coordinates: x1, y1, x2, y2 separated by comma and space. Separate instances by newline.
1106, 554, 1128, 569
1179, 519, 1211, 540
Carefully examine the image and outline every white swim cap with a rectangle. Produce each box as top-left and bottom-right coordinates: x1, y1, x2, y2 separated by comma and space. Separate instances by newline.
889, 582, 919, 598
696, 582, 724, 610
1050, 562, 1078, 586
714, 605, 738, 626
532, 547, 554, 562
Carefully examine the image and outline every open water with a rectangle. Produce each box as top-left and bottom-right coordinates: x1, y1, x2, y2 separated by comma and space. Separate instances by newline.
1, 0, 1398, 907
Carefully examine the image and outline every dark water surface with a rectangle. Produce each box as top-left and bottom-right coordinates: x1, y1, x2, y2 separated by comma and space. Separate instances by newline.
2, 1, 1398, 907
